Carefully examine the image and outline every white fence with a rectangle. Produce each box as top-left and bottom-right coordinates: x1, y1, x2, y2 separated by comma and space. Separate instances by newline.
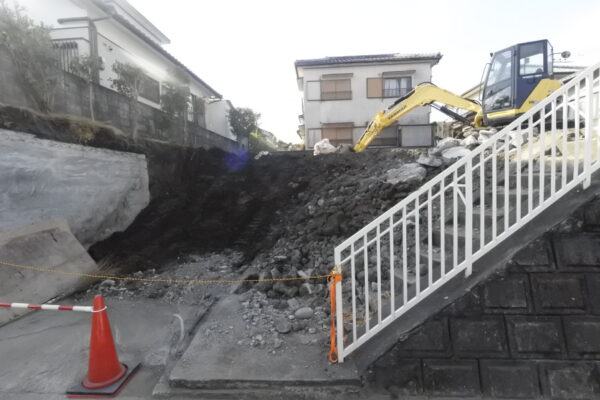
333, 63, 600, 362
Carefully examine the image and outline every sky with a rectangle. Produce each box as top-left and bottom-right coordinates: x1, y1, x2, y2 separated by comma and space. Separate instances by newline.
23, 0, 600, 143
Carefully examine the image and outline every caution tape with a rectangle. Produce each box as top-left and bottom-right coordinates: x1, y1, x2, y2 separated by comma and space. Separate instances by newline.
0, 260, 334, 285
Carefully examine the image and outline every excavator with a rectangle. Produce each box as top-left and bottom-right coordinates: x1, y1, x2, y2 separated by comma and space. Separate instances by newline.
354, 39, 566, 152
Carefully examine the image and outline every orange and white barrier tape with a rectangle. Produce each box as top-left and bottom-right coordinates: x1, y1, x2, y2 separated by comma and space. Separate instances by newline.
0, 302, 102, 313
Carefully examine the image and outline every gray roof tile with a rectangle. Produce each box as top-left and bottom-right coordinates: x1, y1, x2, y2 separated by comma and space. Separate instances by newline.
295, 53, 442, 67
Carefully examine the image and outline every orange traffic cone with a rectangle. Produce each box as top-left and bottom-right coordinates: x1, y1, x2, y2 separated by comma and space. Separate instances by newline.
67, 295, 140, 398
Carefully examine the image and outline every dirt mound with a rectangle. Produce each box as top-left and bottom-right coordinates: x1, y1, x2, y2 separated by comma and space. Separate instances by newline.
91, 149, 441, 284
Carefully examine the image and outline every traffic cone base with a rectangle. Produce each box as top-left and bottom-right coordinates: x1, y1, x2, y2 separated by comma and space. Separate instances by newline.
66, 295, 140, 398
67, 361, 140, 398
83, 363, 127, 389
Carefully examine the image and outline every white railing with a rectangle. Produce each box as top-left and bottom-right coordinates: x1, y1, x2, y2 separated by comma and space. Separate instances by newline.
333, 63, 600, 362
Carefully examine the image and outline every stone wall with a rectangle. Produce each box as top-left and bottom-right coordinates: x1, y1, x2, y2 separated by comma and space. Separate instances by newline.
368, 197, 600, 399
0, 49, 240, 153
0, 129, 149, 248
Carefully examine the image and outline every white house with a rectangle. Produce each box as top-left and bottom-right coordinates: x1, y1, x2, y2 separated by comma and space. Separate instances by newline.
18, 0, 236, 142
295, 53, 442, 149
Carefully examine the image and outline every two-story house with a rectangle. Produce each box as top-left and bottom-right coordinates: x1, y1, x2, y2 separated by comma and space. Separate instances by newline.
295, 53, 442, 149
19, 0, 236, 143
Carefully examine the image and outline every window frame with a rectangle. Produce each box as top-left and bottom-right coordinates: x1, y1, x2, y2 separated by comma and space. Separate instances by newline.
321, 122, 354, 145
518, 41, 546, 77
138, 74, 160, 104
382, 76, 412, 98
366, 76, 413, 99
320, 78, 352, 101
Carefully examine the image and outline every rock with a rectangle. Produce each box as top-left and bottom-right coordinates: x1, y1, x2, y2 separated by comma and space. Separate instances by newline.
337, 143, 354, 153
273, 281, 298, 297
254, 151, 270, 160
477, 129, 497, 143
461, 134, 478, 147
294, 307, 314, 320
270, 268, 281, 280
292, 320, 308, 331
322, 211, 345, 235
275, 318, 292, 334
441, 146, 470, 162
287, 298, 301, 310
432, 137, 460, 155
299, 282, 312, 296
313, 138, 337, 155
385, 163, 427, 185
0, 130, 149, 247
255, 271, 273, 293
509, 131, 525, 147
100, 279, 116, 287
417, 153, 443, 167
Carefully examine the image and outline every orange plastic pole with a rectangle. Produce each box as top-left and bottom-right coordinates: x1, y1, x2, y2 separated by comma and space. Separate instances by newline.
328, 270, 342, 363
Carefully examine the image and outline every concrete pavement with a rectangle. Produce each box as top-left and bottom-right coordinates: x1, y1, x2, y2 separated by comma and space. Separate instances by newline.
0, 297, 206, 399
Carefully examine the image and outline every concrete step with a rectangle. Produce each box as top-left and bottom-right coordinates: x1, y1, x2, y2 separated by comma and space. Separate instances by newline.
165, 296, 362, 393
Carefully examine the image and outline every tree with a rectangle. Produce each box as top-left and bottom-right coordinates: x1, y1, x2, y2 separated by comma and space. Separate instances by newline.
111, 61, 143, 141
69, 54, 102, 120
160, 67, 191, 144
228, 107, 260, 141
0, 0, 59, 112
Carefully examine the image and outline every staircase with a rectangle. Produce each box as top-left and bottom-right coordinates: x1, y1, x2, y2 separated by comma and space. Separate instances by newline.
333, 63, 600, 363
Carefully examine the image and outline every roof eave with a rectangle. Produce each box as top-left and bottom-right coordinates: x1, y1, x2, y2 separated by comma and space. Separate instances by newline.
295, 55, 443, 69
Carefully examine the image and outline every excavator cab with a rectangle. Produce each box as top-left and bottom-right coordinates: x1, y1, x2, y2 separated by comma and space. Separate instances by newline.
482, 39, 560, 126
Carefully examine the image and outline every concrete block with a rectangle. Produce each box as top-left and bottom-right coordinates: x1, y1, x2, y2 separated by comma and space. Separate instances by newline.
483, 274, 530, 312
392, 319, 451, 357
480, 360, 540, 399
554, 233, 600, 269
531, 274, 587, 314
370, 358, 422, 396
451, 317, 508, 357
423, 359, 480, 397
586, 274, 600, 315
583, 198, 600, 227
541, 362, 600, 399
0, 219, 99, 325
0, 130, 149, 247
506, 316, 564, 358
511, 238, 552, 269
563, 317, 600, 358
438, 290, 483, 317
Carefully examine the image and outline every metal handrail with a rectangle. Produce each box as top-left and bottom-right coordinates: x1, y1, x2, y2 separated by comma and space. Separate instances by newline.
334, 61, 600, 362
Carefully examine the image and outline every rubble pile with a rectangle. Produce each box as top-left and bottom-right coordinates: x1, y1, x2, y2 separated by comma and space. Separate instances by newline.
87, 138, 483, 347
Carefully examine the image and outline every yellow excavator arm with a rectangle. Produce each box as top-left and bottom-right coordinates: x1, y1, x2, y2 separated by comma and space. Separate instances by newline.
354, 83, 484, 152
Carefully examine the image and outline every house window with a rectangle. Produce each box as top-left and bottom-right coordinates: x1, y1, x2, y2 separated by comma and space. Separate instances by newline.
383, 77, 411, 97
139, 74, 160, 103
190, 94, 206, 127
367, 76, 412, 98
322, 123, 353, 146
320, 79, 352, 100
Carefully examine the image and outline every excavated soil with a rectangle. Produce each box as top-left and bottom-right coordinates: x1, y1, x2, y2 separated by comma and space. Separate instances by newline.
90, 149, 440, 274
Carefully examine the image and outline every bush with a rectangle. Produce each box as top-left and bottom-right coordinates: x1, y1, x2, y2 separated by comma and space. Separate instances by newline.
0, 0, 59, 112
